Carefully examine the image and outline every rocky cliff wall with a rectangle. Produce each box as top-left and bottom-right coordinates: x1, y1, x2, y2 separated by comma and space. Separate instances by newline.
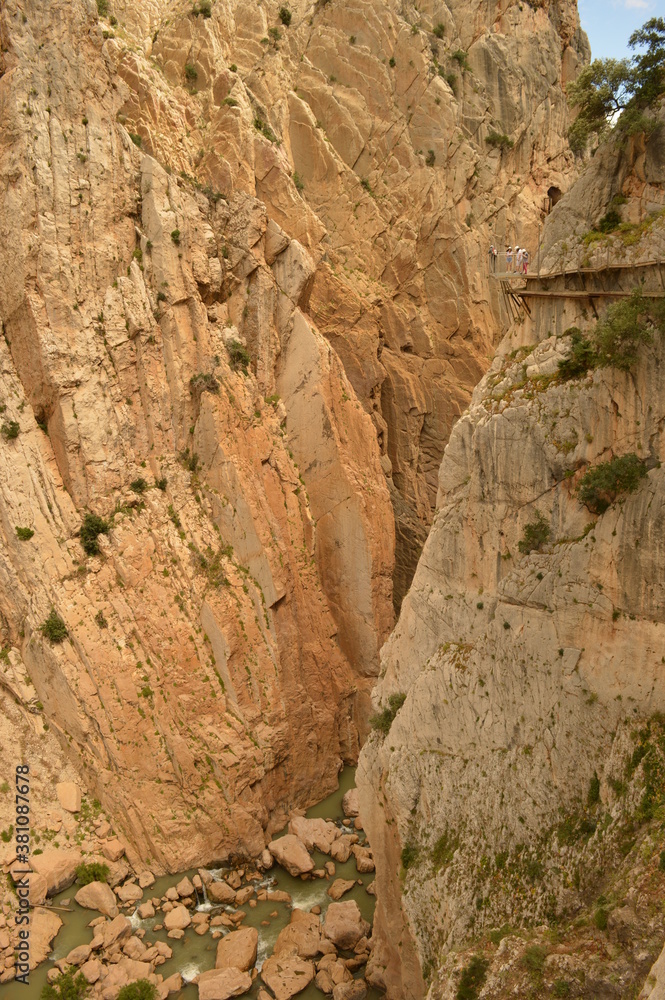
0, 0, 586, 874
358, 120, 665, 999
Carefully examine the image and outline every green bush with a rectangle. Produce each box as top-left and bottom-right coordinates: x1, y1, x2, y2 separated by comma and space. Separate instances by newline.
293, 171, 304, 192
431, 829, 458, 869
192, 0, 212, 16
557, 327, 596, 380
16, 526, 34, 540
96, 0, 109, 15
593, 289, 662, 370
518, 511, 550, 554
41, 969, 90, 1000
117, 983, 157, 1000
577, 453, 647, 514
598, 208, 621, 233
40, 609, 68, 644
523, 944, 547, 974
486, 130, 514, 149
189, 373, 220, 396
456, 955, 488, 1000
1, 421, 20, 439
433, 22, 445, 37
452, 49, 470, 71
278, 6, 292, 25
75, 861, 109, 886
400, 841, 419, 871
253, 117, 278, 142
80, 512, 110, 556
588, 770, 600, 805
227, 339, 251, 374
425, 149, 435, 166
170, 229, 180, 244
369, 691, 406, 735
185, 63, 198, 81
130, 478, 148, 494
155, 477, 167, 491
594, 906, 608, 930
95, 610, 108, 629
129, 133, 142, 148
553, 981, 571, 998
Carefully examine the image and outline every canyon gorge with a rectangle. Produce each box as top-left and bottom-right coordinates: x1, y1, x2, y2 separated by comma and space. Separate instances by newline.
0, 0, 664, 997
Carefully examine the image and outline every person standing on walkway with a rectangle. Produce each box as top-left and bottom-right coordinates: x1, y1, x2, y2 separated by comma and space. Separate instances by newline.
489, 244, 496, 272
506, 246, 513, 272
516, 247, 523, 273
522, 248, 529, 275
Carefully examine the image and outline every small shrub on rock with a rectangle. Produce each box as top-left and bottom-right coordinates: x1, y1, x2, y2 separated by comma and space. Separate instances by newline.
370, 692, 406, 734
184, 63, 198, 82
117, 982, 157, 1000
278, 6, 292, 25
16, 527, 34, 540
400, 841, 419, 871
75, 861, 109, 886
95, 610, 108, 629
41, 969, 90, 1000
227, 339, 251, 374
96, 0, 109, 15
578, 453, 647, 514
170, 228, 181, 244
80, 512, 110, 556
557, 327, 596, 380
456, 955, 488, 1000
40, 609, 68, 644
486, 130, 514, 149
523, 944, 547, 974
189, 372, 220, 397
433, 22, 445, 37
593, 288, 662, 371
1, 420, 20, 440
130, 478, 148, 494
452, 49, 470, 71
518, 511, 550, 554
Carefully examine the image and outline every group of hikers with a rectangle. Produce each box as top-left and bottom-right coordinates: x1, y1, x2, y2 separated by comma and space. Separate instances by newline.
488, 245, 530, 274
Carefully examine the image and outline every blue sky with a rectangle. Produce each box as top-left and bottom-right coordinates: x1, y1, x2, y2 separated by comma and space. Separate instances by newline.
578, 0, 662, 60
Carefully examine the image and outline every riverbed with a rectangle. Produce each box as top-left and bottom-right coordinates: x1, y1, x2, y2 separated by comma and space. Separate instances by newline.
2, 768, 378, 999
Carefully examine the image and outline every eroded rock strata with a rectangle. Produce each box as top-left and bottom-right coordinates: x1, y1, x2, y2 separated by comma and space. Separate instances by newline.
0, 0, 586, 877
359, 118, 665, 997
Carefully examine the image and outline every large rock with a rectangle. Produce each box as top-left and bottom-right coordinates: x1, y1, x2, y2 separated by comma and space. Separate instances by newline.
333, 982, 367, 1000
274, 910, 323, 959
31, 850, 81, 896
163, 904, 191, 931
323, 902, 370, 951
116, 882, 143, 903
102, 915, 133, 949
30, 909, 63, 969
56, 782, 81, 813
102, 840, 126, 862
268, 835, 314, 877
341, 789, 360, 818
198, 967, 252, 1000
328, 879, 356, 901
176, 875, 195, 897
207, 880, 237, 904
215, 927, 258, 971
75, 881, 119, 918
330, 837, 356, 864
65, 944, 91, 966
288, 816, 340, 854
261, 954, 315, 1000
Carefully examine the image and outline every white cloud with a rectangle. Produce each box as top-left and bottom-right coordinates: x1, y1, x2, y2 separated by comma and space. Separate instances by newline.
624, 0, 650, 8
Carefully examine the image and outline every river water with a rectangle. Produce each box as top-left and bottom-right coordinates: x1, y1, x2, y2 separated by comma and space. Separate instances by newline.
2, 768, 378, 999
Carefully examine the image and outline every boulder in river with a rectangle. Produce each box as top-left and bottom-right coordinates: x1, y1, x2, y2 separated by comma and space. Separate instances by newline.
198, 967, 252, 1000
31, 849, 81, 895
330, 836, 357, 864
268, 835, 314, 876
351, 847, 374, 874
328, 879, 356, 901
30, 909, 62, 968
288, 816, 340, 854
341, 789, 360, 818
323, 902, 371, 951
116, 881, 143, 903
176, 875, 195, 897
207, 879, 237, 904
75, 881, 119, 918
273, 910, 323, 959
333, 981, 367, 1000
261, 954, 315, 1000
215, 927, 258, 971
164, 904, 191, 931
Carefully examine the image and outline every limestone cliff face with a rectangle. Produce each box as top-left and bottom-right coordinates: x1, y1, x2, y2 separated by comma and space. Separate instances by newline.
0, 0, 583, 869
358, 123, 665, 998
0, 0, 394, 871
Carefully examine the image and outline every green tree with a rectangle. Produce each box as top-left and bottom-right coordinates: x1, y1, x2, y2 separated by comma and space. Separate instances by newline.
567, 17, 665, 153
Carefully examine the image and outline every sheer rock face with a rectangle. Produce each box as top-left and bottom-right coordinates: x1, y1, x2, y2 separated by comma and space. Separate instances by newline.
0, 0, 583, 869
358, 130, 665, 998
0, 0, 393, 871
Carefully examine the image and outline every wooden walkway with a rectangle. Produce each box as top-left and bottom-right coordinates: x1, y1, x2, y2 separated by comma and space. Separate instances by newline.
489, 259, 665, 318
